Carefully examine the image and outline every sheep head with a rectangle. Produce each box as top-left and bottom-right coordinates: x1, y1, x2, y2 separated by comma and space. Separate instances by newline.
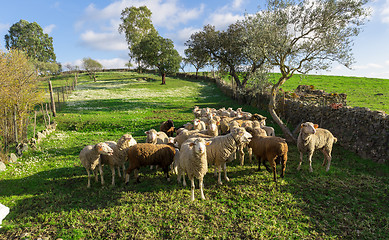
300, 122, 318, 135
95, 142, 113, 156
189, 138, 207, 154
231, 127, 252, 144
145, 129, 158, 143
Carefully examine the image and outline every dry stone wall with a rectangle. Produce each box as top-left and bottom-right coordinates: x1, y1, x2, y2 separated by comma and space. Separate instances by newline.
176, 73, 389, 163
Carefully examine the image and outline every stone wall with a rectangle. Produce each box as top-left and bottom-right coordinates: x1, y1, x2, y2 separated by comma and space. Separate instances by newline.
176, 73, 389, 163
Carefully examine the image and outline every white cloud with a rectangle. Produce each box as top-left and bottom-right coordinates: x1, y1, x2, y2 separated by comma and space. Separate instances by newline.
80, 30, 127, 51
206, 12, 245, 30
43, 24, 56, 34
232, 0, 245, 9
353, 63, 384, 70
176, 27, 201, 42
381, 0, 389, 23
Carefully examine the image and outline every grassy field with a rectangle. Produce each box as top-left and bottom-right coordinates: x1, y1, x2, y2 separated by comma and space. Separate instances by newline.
270, 73, 389, 113
0, 71, 388, 239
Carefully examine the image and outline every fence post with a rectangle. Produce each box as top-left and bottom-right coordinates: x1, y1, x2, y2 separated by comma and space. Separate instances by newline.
48, 80, 57, 117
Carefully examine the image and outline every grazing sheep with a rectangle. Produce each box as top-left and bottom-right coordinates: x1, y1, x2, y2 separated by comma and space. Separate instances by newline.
248, 135, 288, 183
160, 119, 175, 137
125, 143, 176, 184
79, 142, 113, 188
100, 134, 136, 186
297, 122, 337, 172
145, 129, 169, 144
245, 127, 267, 163
206, 127, 252, 185
177, 138, 208, 201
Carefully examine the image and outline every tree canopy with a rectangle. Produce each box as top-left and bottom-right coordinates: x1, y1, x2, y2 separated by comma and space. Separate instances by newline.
133, 32, 181, 84
5, 19, 56, 63
82, 58, 103, 82
119, 6, 157, 71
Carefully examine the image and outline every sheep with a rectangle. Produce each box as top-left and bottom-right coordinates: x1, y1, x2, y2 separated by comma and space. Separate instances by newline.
176, 137, 208, 201
193, 119, 207, 131
248, 135, 288, 183
205, 118, 219, 137
174, 129, 212, 149
252, 117, 275, 137
160, 119, 175, 137
125, 143, 176, 184
244, 126, 267, 163
205, 127, 252, 185
297, 122, 337, 172
145, 129, 169, 144
79, 142, 113, 188
193, 106, 201, 118
100, 134, 136, 186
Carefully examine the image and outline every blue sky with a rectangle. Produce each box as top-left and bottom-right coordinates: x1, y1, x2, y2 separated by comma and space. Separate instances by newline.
0, 0, 388, 79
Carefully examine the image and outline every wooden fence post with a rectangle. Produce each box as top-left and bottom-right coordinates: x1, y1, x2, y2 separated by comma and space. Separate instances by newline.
48, 80, 57, 117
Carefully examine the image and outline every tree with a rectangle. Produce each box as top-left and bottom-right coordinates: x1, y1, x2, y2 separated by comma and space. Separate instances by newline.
0, 49, 44, 144
244, 0, 370, 142
5, 19, 56, 67
133, 32, 181, 84
119, 6, 157, 72
184, 44, 209, 78
82, 58, 103, 82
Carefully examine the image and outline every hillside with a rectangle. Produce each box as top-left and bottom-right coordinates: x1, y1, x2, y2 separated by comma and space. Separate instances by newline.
0, 71, 387, 239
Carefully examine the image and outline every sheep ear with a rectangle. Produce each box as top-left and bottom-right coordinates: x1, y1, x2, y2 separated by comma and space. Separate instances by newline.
189, 142, 195, 147
205, 142, 210, 146
300, 124, 304, 129
145, 131, 149, 134
314, 124, 319, 129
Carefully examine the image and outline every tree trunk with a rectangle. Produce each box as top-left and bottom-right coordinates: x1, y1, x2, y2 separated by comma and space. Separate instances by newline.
48, 80, 56, 117
161, 73, 166, 85
269, 76, 296, 143
93, 72, 96, 82
230, 69, 243, 89
195, 69, 199, 79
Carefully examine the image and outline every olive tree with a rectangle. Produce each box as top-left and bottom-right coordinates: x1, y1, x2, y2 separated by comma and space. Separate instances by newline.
82, 58, 103, 82
244, 0, 370, 142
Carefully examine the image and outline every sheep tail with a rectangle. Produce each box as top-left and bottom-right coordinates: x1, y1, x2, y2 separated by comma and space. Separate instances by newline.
334, 137, 338, 143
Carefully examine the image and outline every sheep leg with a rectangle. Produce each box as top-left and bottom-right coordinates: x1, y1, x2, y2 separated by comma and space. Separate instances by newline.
322, 149, 332, 172
199, 177, 205, 200
269, 157, 277, 183
223, 163, 230, 182
163, 166, 170, 182
117, 166, 121, 178
262, 160, 272, 173
308, 151, 314, 172
297, 152, 303, 171
86, 168, 91, 188
248, 147, 252, 164
280, 155, 287, 178
93, 168, 98, 182
98, 162, 105, 185
134, 168, 140, 183
110, 165, 115, 186
239, 145, 245, 166
190, 177, 195, 201
257, 155, 262, 171
182, 173, 187, 187
216, 164, 223, 185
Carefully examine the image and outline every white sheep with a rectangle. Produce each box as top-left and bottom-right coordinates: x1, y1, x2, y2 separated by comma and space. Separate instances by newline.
100, 134, 136, 186
79, 142, 113, 188
145, 129, 169, 144
193, 119, 207, 131
177, 137, 208, 201
206, 127, 252, 185
297, 122, 338, 172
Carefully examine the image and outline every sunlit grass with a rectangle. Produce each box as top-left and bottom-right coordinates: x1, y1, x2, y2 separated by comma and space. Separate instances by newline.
0, 71, 387, 239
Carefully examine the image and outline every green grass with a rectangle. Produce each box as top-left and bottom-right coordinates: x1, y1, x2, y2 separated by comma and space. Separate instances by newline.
270, 73, 389, 113
0, 71, 388, 239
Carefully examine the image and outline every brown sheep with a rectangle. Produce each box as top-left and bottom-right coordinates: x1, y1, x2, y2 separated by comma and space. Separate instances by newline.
248, 135, 288, 183
160, 119, 175, 137
125, 143, 176, 184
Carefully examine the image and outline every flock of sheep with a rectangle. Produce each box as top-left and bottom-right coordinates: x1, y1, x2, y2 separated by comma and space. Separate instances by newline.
80, 106, 337, 201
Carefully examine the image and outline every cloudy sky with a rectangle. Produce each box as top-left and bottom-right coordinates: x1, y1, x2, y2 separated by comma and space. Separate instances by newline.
0, 0, 388, 79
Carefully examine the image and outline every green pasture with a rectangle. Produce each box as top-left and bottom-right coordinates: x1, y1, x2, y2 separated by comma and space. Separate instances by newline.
0, 71, 388, 239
